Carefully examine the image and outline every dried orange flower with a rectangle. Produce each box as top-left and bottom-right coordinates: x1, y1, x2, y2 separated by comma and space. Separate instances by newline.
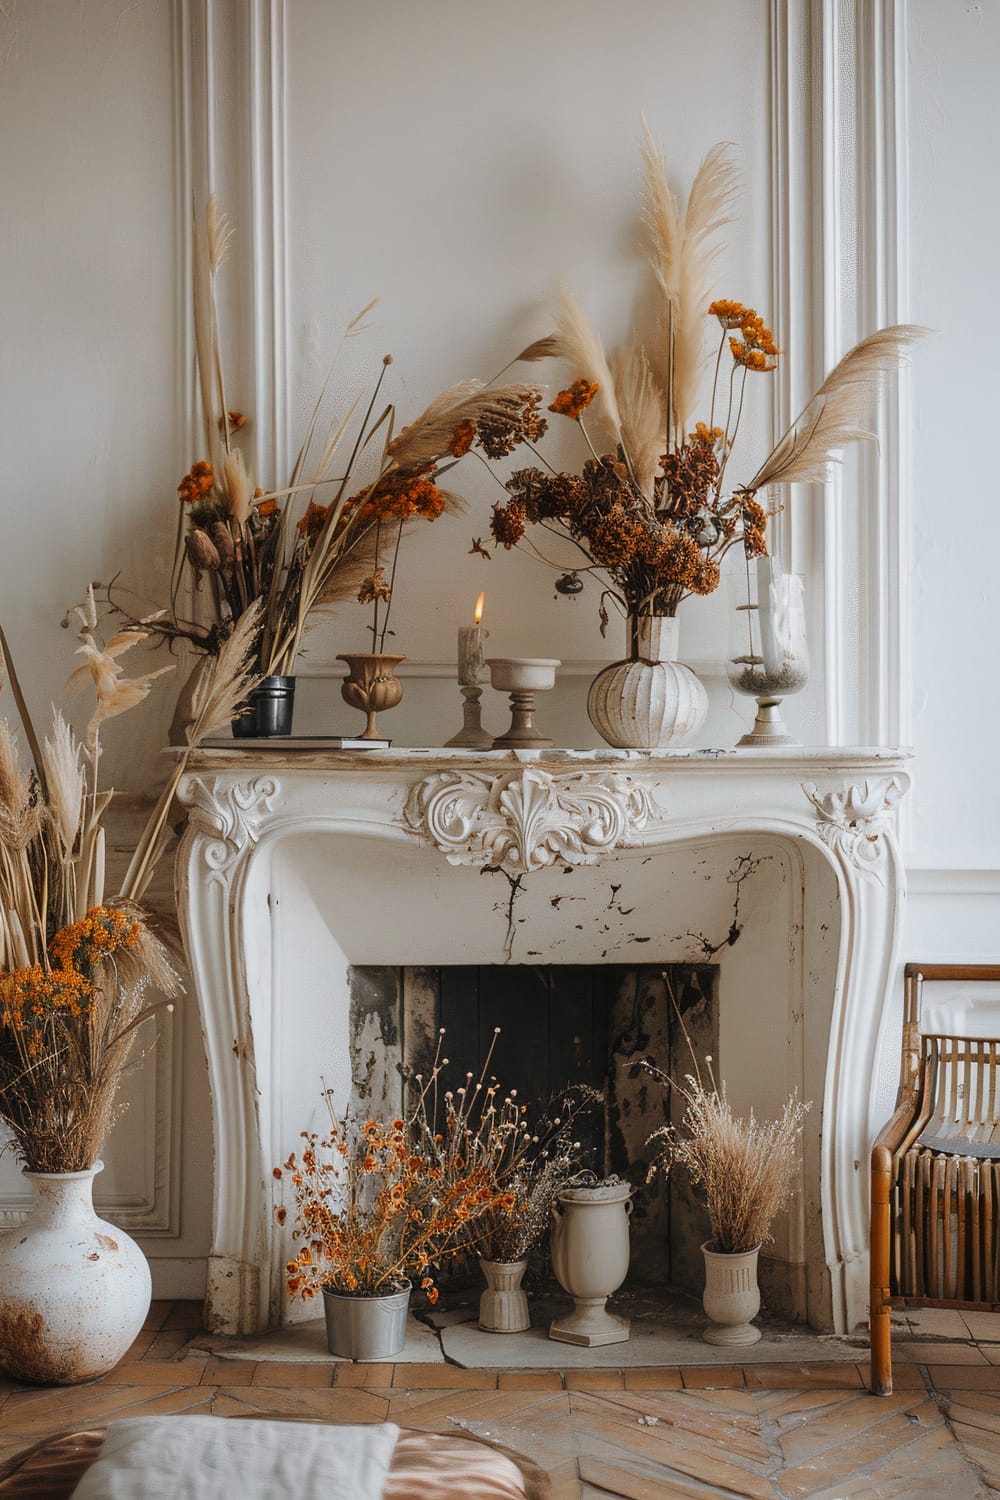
177, 460, 214, 504
549, 378, 599, 420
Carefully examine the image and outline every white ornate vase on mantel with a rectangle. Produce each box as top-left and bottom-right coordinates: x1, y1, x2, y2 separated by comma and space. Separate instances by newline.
587, 615, 708, 750
0, 1164, 151, 1384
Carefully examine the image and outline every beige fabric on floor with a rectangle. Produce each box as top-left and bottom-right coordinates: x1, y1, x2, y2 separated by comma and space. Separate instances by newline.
69, 1415, 400, 1499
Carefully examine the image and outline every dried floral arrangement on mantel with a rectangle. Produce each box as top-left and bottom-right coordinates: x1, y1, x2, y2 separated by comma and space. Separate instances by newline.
478, 126, 922, 634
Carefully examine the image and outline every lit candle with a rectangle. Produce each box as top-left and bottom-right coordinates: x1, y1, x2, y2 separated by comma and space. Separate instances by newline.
458, 593, 488, 685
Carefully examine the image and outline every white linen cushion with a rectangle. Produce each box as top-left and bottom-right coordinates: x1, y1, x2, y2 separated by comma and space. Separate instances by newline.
69, 1416, 400, 1500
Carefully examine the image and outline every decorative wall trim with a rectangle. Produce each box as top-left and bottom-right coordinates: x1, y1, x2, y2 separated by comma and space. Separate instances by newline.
403, 767, 661, 876
803, 775, 903, 878
769, 1, 910, 748
907, 868, 1000, 897
245, 0, 289, 488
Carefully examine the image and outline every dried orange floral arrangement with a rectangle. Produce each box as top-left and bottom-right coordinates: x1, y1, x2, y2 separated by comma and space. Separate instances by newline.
114, 199, 540, 676
276, 1032, 596, 1301
481, 128, 922, 632
0, 593, 259, 1173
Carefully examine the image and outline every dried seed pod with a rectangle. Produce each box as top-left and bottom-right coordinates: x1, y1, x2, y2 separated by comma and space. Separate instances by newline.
185, 527, 221, 571
208, 520, 236, 566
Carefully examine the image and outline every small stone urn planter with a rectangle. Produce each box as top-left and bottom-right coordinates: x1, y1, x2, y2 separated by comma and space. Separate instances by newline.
701, 1242, 762, 1345
549, 1177, 632, 1346
478, 1257, 530, 1333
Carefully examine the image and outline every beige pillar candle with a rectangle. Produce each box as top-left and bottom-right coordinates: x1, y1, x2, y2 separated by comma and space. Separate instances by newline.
458, 592, 488, 685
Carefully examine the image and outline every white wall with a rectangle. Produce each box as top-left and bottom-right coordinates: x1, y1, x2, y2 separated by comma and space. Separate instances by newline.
1, 0, 998, 1296
901, 0, 1000, 959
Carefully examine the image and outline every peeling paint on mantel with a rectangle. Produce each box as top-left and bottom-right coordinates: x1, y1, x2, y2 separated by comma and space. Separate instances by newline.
175, 744, 911, 1338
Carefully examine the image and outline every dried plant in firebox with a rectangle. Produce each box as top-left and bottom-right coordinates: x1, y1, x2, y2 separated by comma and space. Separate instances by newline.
642, 984, 808, 1255
404, 1028, 599, 1264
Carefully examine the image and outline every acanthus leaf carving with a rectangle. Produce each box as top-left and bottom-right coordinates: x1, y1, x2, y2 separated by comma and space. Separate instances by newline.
802, 775, 904, 878
179, 775, 280, 874
403, 767, 660, 876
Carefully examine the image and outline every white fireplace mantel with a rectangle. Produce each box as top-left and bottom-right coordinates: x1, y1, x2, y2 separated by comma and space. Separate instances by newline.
175, 745, 910, 1337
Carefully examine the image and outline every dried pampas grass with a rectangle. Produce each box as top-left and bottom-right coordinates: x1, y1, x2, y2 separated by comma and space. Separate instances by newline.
746, 324, 927, 493
551, 285, 622, 449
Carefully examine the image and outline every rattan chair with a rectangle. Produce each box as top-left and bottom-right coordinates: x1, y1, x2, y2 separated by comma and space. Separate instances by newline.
870, 963, 1000, 1394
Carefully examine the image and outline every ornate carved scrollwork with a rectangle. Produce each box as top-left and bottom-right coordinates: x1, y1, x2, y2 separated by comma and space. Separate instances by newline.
178, 775, 280, 874
403, 767, 659, 877
802, 775, 904, 875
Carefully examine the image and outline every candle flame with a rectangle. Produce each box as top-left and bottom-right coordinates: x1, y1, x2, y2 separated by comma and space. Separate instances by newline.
474, 592, 485, 624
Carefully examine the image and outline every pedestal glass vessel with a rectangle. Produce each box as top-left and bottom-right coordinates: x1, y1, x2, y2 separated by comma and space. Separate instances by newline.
728, 561, 808, 747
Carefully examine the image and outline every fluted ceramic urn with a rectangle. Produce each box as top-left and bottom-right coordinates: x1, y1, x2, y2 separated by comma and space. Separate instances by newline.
587, 615, 708, 750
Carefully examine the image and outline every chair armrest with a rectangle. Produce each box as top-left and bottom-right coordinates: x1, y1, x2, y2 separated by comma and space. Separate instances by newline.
872, 1100, 918, 1158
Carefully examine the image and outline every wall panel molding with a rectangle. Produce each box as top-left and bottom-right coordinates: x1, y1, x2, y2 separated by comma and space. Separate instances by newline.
769, 0, 910, 749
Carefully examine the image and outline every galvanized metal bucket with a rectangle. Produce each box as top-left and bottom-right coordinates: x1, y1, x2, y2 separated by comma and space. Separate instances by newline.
232, 675, 296, 738
322, 1280, 411, 1361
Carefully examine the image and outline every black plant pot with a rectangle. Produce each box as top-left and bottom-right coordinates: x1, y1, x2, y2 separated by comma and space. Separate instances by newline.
232, 675, 296, 738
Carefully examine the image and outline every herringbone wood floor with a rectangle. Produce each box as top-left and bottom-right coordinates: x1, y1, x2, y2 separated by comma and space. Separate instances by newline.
2, 1303, 999, 1498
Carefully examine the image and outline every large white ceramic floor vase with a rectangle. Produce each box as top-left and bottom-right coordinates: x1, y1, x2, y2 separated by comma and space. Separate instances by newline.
587, 615, 708, 750
0, 1163, 151, 1384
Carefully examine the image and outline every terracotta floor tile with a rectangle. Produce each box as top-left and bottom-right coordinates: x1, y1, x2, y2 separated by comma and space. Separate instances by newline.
777, 1392, 933, 1466
744, 1361, 866, 1389
576, 1420, 778, 1500
948, 1418, 1000, 1456
925, 1365, 1000, 1390
622, 1368, 684, 1391
579, 1454, 746, 1500
199, 1358, 257, 1385
250, 1361, 334, 1387
387, 1388, 565, 1431
778, 1405, 946, 1499
856, 1360, 927, 1392
389, 1364, 497, 1389
209, 1386, 391, 1423
960, 1310, 1000, 1341
898, 1341, 987, 1365
122, 1330, 157, 1359
101, 1360, 206, 1387
141, 1302, 173, 1332
145, 1328, 197, 1360
576, 1390, 771, 1465
679, 1365, 746, 1388
332, 1363, 395, 1388
904, 1308, 973, 1338
564, 1370, 625, 1390
160, 1301, 205, 1331
497, 1372, 564, 1390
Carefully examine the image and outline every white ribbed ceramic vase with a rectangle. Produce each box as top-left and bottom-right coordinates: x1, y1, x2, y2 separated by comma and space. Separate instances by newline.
701, 1241, 762, 1346
478, 1257, 530, 1333
0, 1164, 151, 1384
587, 616, 708, 749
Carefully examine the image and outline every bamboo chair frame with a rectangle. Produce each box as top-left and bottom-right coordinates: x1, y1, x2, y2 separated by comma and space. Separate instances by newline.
870, 963, 1000, 1395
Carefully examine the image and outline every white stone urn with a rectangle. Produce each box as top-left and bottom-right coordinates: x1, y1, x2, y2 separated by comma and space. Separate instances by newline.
549, 1178, 632, 1346
0, 1164, 151, 1384
587, 615, 708, 749
701, 1241, 762, 1345
478, 1257, 530, 1333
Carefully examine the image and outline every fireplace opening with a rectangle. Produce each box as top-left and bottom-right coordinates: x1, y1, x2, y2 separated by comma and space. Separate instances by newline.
347, 962, 717, 1295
